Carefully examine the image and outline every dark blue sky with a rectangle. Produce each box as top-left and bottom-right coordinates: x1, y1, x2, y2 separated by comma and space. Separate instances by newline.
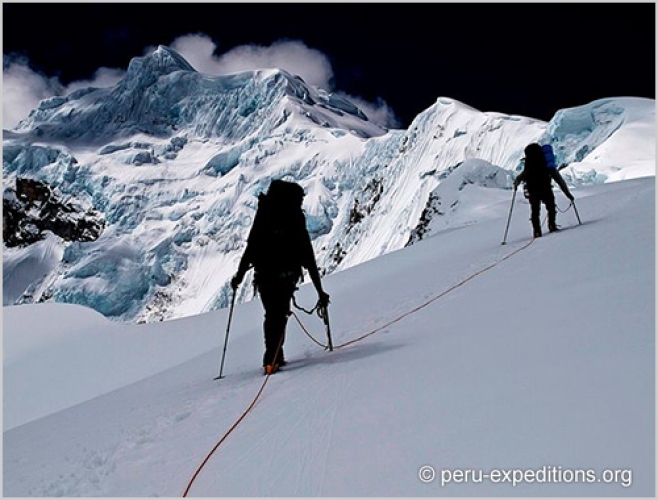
3, 2, 655, 127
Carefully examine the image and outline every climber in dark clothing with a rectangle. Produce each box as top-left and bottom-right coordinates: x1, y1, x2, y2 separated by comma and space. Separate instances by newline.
514, 143, 574, 237
231, 180, 329, 374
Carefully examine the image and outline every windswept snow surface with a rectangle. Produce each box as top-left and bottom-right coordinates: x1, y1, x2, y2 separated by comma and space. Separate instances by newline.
4, 176, 654, 497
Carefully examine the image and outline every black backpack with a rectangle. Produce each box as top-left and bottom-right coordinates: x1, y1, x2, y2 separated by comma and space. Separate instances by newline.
247, 180, 310, 281
522, 143, 552, 197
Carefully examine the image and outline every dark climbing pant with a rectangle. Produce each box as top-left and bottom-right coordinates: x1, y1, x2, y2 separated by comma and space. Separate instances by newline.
529, 190, 557, 234
257, 275, 297, 367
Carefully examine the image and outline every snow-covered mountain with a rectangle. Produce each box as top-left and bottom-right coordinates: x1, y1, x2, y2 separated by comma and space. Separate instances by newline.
3, 45, 655, 323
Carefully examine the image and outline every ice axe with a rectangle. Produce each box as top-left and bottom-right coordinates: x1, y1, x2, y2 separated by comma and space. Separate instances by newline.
318, 303, 333, 351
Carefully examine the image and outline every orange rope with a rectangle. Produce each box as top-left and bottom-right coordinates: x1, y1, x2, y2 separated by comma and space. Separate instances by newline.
182, 374, 272, 496
295, 237, 535, 350
182, 334, 284, 497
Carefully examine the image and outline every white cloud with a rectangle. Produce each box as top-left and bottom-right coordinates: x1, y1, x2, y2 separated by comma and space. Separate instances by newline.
215, 40, 334, 90
170, 34, 220, 75
169, 34, 399, 127
64, 67, 124, 95
3, 57, 124, 129
172, 35, 334, 90
3, 58, 61, 129
341, 93, 401, 129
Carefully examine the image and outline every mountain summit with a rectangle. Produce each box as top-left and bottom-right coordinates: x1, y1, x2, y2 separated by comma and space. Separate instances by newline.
15, 46, 385, 143
126, 45, 198, 79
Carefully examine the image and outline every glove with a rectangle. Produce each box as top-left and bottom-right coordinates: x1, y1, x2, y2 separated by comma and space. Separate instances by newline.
567, 193, 575, 202
230, 273, 243, 290
513, 179, 519, 190
317, 290, 330, 308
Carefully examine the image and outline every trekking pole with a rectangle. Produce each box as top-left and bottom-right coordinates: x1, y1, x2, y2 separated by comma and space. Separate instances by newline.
319, 304, 333, 351
502, 187, 517, 245
572, 200, 582, 225
214, 289, 237, 380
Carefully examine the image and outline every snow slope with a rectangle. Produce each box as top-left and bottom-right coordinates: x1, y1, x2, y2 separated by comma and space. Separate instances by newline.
4, 176, 654, 497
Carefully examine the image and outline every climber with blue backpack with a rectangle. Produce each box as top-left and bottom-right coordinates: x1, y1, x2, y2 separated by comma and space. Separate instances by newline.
513, 143, 574, 238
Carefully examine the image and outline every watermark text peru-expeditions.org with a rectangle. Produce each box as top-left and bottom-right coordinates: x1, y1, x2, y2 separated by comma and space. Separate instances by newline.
418, 465, 632, 488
